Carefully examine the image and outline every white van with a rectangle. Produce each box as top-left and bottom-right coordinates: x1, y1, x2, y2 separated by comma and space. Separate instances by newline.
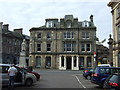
0, 64, 37, 86
97, 64, 111, 67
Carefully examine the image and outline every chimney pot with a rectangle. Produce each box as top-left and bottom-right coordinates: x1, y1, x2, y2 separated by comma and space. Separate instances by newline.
14, 28, 23, 35
3, 24, 9, 30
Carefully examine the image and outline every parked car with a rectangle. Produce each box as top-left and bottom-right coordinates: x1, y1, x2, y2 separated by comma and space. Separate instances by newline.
0, 64, 37, 86
91, 67, 120, 87
103, 73, 120, 90
14, 66, 40, 81
83, 68, 94, 80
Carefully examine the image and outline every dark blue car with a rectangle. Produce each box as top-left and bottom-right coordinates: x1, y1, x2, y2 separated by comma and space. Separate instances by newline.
83, 68, 94, 80
91, 67, 120, 87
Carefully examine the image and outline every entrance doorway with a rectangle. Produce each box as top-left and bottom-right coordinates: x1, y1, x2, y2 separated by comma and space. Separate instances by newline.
66, 56, 72, 69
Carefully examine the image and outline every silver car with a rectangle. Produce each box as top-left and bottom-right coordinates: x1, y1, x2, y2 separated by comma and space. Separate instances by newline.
0, 64, 37, 86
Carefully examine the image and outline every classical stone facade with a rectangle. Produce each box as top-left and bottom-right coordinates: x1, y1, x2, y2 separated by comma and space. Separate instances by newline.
0, 22, 29, 65
108, 1, 120, 67
29, 15, 97, 70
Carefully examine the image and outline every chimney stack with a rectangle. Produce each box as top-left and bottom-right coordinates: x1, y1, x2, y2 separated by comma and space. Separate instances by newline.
0, 22, 3, 33
3, 24, 9, 30
14, 28, 23, 35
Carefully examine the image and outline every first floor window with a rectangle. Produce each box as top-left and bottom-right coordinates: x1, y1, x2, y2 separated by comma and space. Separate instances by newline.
81, 43, 91, 52
37, 44, 41, 51
47, 43, 51, 51
81, 44, 85, 51
86, 44, 91, 51
63, 32, 74, 39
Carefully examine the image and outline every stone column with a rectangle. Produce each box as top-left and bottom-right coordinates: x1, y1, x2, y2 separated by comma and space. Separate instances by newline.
92, 56, 94, 67
84, 56, 87, 68
72, 56, 74, 70
76, 56, 79, 69
64, 56, 66, 69
59, 56, 61, 68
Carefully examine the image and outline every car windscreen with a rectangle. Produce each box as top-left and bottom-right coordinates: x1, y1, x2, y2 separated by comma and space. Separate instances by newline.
100, 68, 120, 74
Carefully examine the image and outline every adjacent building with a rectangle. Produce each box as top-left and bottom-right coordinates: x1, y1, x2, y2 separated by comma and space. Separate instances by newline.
0, 22, 29, 65
108, 1, 120, 67
29, 15, 97, 70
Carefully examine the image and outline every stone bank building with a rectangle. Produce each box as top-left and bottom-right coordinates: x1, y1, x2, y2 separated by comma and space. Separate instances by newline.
29, 15, 97, 70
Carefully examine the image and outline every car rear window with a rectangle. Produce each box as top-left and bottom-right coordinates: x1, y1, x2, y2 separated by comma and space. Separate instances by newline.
109, 75, 119, 83
100, 68, 120, 74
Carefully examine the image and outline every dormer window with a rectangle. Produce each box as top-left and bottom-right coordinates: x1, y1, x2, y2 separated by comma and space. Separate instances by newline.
46, 21, 53, 27
66, 20, 72, 28
82, 21, 89, 27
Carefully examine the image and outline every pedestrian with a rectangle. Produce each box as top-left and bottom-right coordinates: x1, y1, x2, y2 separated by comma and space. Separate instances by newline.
8, 64, 17, 90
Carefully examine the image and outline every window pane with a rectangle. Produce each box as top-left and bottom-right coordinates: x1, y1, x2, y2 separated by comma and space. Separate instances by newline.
81, 44, 85, 51
47, 33, 51, 39
86, 44, 91, 51
87, 57, 92, 67
37, 33, 41, 38
37, 44, 41, 51
47, 43, 51, 51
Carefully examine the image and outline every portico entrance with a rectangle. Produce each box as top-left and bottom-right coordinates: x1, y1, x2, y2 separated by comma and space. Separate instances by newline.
66, 56, 72, 69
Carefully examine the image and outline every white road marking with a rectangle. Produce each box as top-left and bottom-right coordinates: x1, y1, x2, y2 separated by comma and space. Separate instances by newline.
74, 75, 87, 89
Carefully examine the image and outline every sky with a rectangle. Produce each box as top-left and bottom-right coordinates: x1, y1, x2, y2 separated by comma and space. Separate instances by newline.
0, 0, 112, 46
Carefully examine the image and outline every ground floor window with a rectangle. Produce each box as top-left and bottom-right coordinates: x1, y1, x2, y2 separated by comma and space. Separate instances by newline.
87, 57, 92, 67
79, 57, 84, 69
36, 56, 41, 68
45, 57, 51, 69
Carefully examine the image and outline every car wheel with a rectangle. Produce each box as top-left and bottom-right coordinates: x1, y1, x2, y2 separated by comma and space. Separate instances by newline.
25, 79, 33, 86
87, 76, 91, 80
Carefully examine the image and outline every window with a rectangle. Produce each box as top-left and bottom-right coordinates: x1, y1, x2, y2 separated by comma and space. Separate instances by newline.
36, 56, 41, 68
81, 43, 91, 52
87, 57, 92, 67
47, 43, 51, 51
86, 44, 91, 51
37, 44, 41, 51
81, 44, 85, 52
45, 57, 51, 68
64, 42, 75, 52
82, 32, 90, 39
66, 20, 72, 28
46, 21, 53, 27
37, 33, 41, 38
117, 7, 120, 17
82, 21, 89, 27
63, 32, 74, 39
47, 32, 51, 39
